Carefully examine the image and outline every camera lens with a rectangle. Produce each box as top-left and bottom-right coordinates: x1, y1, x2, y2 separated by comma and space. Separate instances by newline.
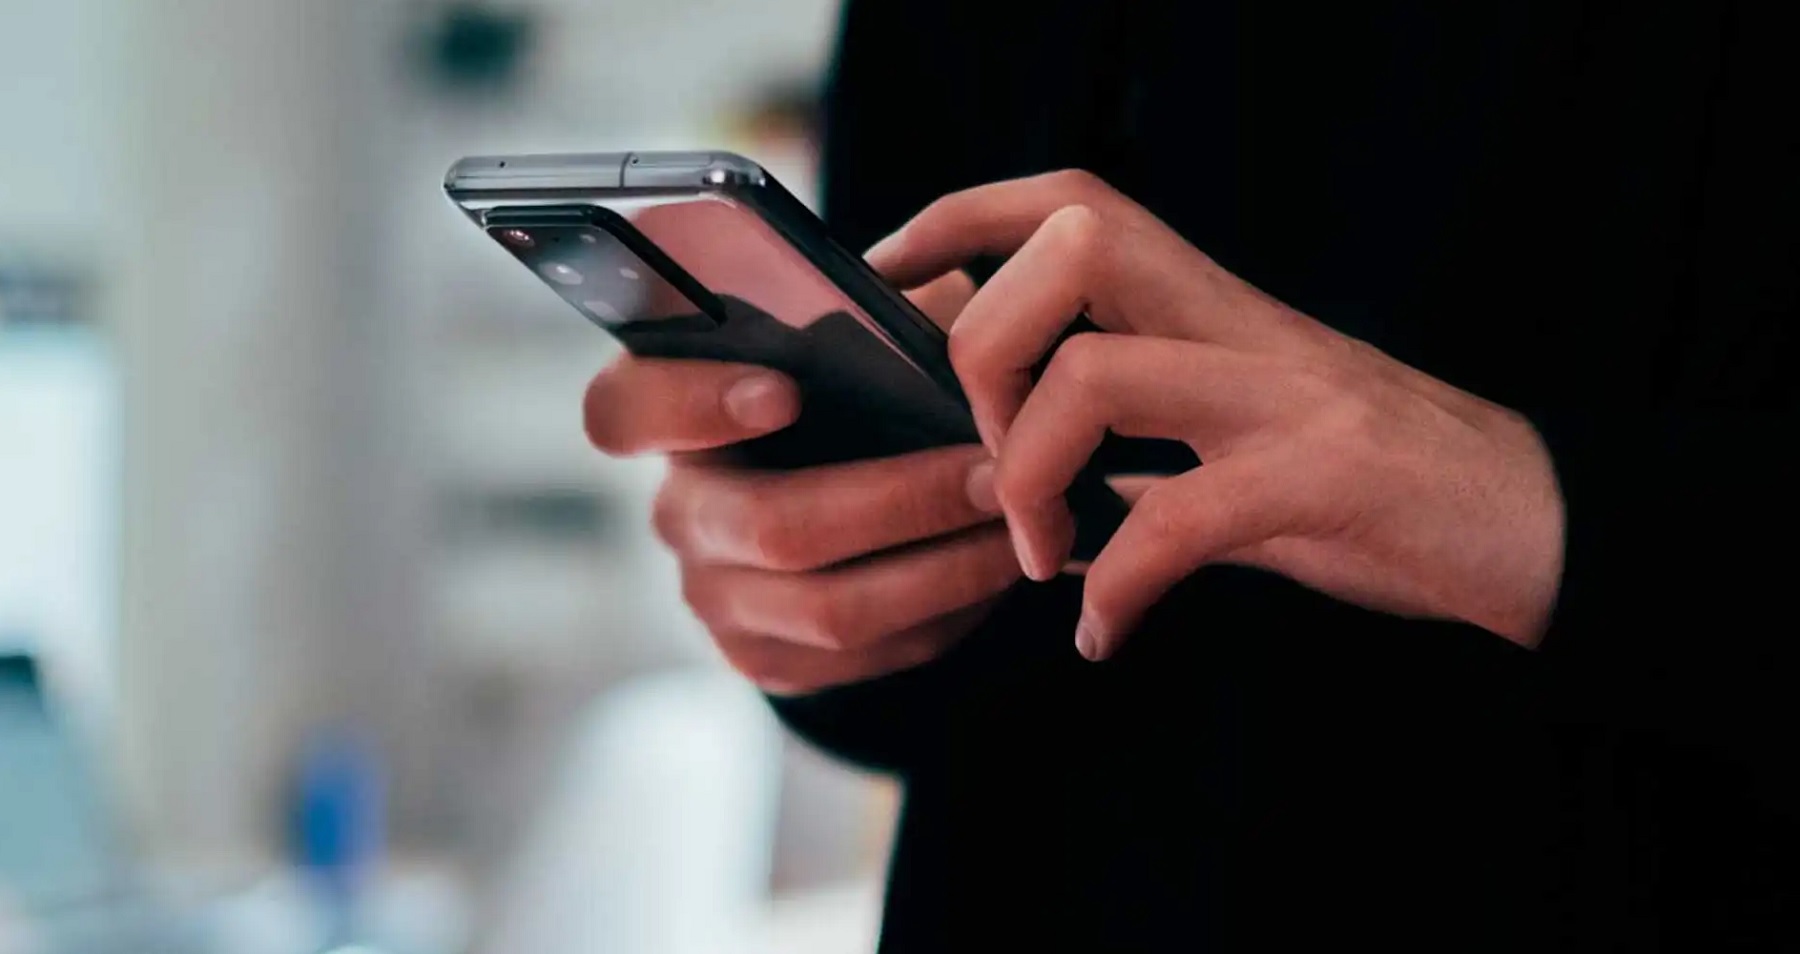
582, 299, 623, 322
540, 261, 583, 286
498, 228, 534, 248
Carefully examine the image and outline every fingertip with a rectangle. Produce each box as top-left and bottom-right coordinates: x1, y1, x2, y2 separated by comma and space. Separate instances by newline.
1016, 499, 1074, 583
864, 227, 907, 270
1077, 552, 1151, 662
1074, 610, 1109, 662
1005, 520, 1043, 581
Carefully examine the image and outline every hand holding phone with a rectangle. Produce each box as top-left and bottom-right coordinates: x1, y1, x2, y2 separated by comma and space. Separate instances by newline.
446, 151, 1141, 554
582, 275, 1022, 695
446, 151, 1189, 690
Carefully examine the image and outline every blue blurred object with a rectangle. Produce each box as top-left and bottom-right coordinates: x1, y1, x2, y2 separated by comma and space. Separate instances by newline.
0, 652, 119, 910
1, 652, 208, 952
290, 726, 387, 948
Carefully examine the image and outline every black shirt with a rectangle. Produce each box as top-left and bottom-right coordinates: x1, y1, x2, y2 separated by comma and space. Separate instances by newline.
773, 2, 1799, 949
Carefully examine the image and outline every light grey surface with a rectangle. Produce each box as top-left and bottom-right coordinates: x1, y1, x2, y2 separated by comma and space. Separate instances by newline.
4, 0, 888, 939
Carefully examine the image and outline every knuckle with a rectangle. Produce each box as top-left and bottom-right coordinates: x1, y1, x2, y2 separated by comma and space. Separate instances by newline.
1047, 168, 1108, 199
792, 580, 858, 650
684, 478, 805, 570
911, 193, 964, 244
1293, 356, 1375, 418
1045, 202, 1106, 258
723, 483, 812, 570
1313, 357, 1367, 400
649, 476, 690, 550
678, 567, 733, 632
1037, 204, 1110, 286
739, 508, 806, 570
1309, 383, 1382, 445
1130, 484, 1189, 543
1045, 331, 1109, 391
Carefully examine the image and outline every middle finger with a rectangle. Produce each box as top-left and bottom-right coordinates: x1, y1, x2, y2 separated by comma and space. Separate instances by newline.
686, 524, 1021, 650
655, 443, 1002, 572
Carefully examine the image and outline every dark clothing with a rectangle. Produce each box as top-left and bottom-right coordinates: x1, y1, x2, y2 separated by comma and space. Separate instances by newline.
774, 2, 1799, 949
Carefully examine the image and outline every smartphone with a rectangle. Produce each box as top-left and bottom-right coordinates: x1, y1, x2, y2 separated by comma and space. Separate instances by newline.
444, 150, 1130, 561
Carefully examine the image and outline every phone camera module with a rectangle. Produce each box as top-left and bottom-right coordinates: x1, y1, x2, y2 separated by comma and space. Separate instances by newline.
582, 299, 623, 322
498, 228, 535, 249
540, 261, 583, 286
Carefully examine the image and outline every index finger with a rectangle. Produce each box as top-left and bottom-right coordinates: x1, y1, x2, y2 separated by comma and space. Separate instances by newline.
864, 169, 1119, 287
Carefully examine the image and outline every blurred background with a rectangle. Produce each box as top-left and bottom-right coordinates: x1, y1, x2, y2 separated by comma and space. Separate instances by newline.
1, 1, 896, 952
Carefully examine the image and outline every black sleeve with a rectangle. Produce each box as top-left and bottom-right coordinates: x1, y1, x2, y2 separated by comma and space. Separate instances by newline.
1533, 405, 1800, 814
817, 0, 946, 252
1528, 2, 1800, 814
817, 0, 1032, 254
768, 578, 1084, 773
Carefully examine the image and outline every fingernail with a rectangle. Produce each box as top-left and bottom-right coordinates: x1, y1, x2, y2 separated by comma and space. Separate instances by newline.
724, 373, 795, 431
865, 228, 906, 265
965, 460, 1001, 514
760, 679, 802, 697
1008, 521, 1047, 581
1075, 612, 1106, 661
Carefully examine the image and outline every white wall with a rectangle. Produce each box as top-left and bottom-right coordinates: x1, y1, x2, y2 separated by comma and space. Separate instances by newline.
0, 0, 131, 784
0, 0, 118, 242
107, 0, 381, 860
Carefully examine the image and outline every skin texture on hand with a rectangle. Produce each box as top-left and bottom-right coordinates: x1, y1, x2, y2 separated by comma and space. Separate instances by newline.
866, 170, 1567, 660
582, 272, 1021, 694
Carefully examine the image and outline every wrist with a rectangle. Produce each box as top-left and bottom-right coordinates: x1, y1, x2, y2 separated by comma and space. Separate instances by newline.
1492, 419, 1567, 648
